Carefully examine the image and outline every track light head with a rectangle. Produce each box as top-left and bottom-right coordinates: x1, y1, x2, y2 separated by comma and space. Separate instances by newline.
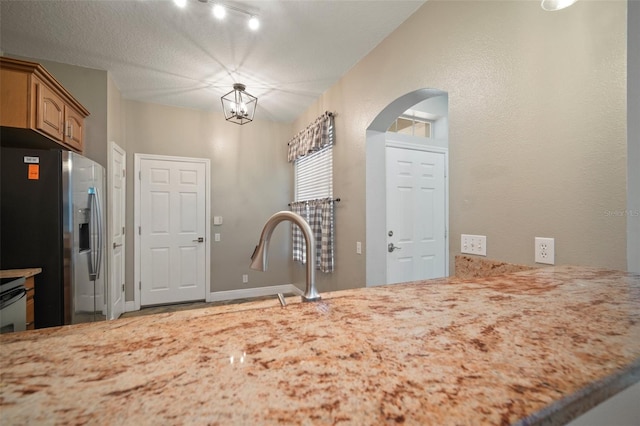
212, 4, 226, 19
248, 16, 260, 31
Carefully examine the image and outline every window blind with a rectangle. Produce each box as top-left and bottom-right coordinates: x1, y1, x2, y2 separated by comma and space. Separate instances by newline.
295, 144, 333, 201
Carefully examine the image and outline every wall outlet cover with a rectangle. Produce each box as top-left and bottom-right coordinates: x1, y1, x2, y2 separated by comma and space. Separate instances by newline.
535, 237, 555, 265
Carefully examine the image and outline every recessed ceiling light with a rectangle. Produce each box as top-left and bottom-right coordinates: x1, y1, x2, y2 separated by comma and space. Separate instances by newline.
174, 0, 187, 9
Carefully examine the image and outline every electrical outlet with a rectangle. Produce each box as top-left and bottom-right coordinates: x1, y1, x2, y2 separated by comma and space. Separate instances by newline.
242, 274, 248, 283
461, 234, 487, 256
535, 237, 555, 265
214, 233, 221, 242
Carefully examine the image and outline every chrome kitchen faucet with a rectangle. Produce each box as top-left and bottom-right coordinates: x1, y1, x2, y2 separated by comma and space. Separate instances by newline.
250, 211, 321, 302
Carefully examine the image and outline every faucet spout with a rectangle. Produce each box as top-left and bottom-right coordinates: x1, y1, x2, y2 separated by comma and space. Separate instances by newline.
250, 211, 320, 302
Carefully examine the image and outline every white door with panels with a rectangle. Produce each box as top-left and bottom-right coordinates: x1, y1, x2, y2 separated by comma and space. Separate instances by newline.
108, 142, 126, 320
386, 146, 446, 284
139, 157, 207, 306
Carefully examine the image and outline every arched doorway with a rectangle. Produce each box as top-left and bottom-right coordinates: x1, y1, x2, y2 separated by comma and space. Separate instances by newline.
366, 89, 449, 286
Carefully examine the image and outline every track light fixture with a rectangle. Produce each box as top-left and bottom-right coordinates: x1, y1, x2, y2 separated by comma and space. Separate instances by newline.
175, 0, 260, 31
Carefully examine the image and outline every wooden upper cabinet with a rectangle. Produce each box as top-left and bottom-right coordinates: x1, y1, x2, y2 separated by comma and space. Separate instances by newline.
36, 78, 65, 141
63, 103, 84, 152
0, 57, 90, 153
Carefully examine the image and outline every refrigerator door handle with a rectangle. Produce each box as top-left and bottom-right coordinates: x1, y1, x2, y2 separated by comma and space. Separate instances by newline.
88, 187, 103, 280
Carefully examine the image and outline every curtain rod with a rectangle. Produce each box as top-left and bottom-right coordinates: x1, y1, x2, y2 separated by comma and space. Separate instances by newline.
288, 198, 340, 207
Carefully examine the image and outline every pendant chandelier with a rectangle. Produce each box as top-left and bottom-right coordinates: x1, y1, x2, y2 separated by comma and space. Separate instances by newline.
221, 83, 257, 125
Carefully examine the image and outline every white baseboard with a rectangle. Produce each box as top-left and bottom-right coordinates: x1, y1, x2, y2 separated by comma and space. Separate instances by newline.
208, 284, 303, 302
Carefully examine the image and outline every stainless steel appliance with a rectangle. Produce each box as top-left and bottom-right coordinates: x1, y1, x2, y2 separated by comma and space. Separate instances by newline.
0, 277, 27, 333
1, 148, 106, 328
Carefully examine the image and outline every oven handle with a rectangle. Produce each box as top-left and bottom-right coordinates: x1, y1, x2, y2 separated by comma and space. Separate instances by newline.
0, 288, 27, 310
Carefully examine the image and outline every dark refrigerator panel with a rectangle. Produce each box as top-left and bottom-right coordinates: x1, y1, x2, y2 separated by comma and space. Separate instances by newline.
1, 148, 65, 328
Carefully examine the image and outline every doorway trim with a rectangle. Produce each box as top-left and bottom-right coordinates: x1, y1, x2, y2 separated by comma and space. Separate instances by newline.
133, 153, 211, 311
366, 88, 449, 287
107, 141, 126, 320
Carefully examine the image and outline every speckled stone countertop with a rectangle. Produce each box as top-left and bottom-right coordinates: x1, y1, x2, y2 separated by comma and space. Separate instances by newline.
1, 266, 639, 425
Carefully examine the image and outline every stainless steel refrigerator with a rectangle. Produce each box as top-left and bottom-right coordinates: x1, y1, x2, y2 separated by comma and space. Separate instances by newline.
1, 148, 106, 328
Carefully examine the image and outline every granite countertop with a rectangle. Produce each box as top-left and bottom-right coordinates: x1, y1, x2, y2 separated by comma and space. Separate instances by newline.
1, 266, 639, 425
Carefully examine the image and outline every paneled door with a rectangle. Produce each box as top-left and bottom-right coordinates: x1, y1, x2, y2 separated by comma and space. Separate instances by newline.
139, 157, 207, 306
386, 146, 446, 284
108, 141, 126, 320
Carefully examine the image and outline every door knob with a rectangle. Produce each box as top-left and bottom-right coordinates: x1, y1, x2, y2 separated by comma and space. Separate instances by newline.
193, 237, 204, 243
388, 243, 401, 252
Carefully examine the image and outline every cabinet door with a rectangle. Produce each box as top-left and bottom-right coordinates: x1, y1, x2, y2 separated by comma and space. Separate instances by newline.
36, 81, 64, 142
64, 107, 84, 152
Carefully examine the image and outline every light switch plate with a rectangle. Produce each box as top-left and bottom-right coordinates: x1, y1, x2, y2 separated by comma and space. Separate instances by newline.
461, 234, 487, 256
213, 216, 223, 225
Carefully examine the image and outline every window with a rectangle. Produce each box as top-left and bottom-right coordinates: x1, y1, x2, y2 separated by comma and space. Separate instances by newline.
294, 116, 334, 201
290, 113, 335, 273
387, 116, 432, 138
294, 144, 333, 201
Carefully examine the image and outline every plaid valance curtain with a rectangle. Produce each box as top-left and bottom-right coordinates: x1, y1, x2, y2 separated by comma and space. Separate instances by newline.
287, 112, 334, 163
290, 198, 334, 273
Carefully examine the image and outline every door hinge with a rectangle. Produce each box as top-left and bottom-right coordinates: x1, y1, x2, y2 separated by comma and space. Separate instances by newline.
122, 226, 125, 235
139, 281, 142, 290
138, 226, 141, 235
122, 284, 125, 292
122, 169, 126, 178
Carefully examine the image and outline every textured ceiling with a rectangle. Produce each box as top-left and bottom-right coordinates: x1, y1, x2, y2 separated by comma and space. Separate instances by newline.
0, 0, 425, 123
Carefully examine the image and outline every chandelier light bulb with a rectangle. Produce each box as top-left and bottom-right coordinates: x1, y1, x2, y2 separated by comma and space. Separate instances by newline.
239, 102, 248, 116
248, 16, 260, 31
212, 4, 226, 20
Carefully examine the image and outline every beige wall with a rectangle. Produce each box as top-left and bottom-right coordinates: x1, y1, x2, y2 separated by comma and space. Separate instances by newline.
122, 100, 293, 297
294, 0, 628, 291
629, 0, 640, 273
107, 73, 124, 150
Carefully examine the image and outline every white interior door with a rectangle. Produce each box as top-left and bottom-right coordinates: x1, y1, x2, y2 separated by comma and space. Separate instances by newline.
108, 142, 126, 320
386, 146, 446, 284
139, 157, 207, 306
